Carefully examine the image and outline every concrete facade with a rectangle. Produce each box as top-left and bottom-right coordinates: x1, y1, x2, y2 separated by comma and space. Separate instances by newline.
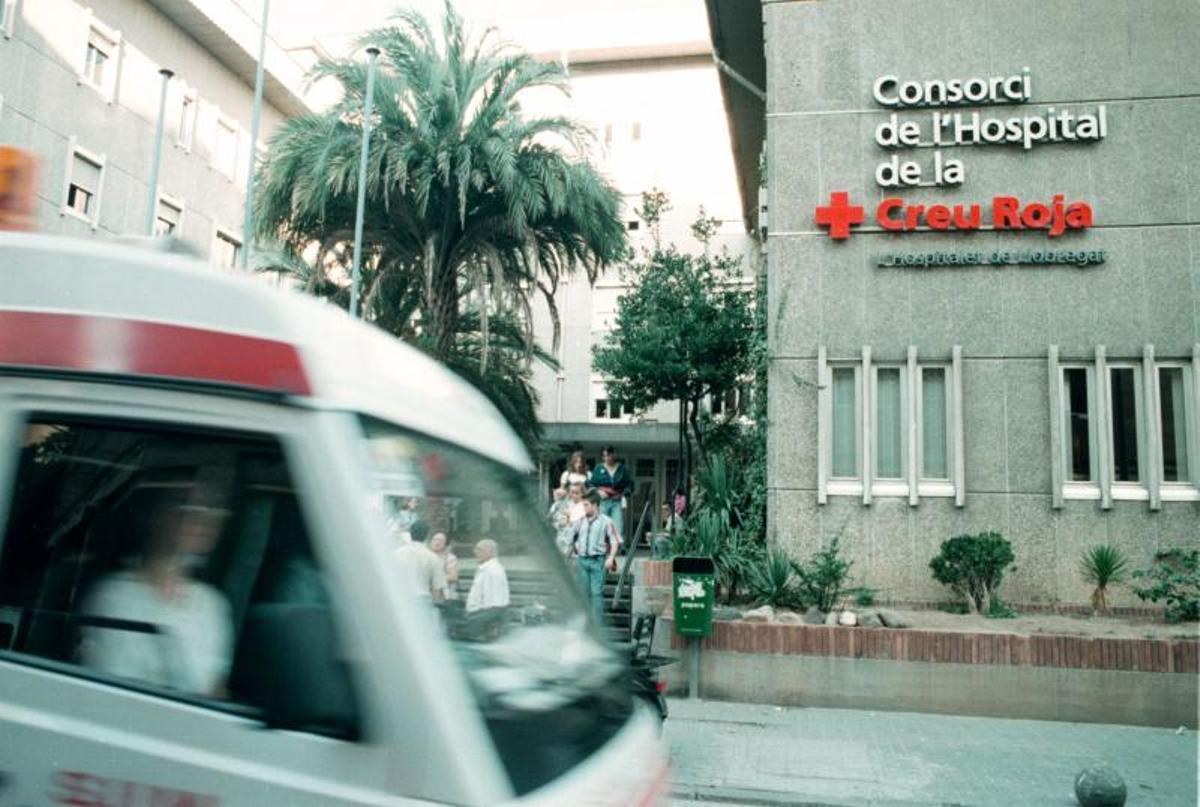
0, 0, 306, 263
764, 0, 1199, 606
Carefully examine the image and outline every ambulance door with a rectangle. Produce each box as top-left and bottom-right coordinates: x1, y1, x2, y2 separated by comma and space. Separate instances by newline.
0, 387, 411, 806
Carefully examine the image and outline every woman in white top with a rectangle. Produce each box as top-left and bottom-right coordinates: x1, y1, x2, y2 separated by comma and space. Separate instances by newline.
559, 451, 589, 490
81, 483, 232, 697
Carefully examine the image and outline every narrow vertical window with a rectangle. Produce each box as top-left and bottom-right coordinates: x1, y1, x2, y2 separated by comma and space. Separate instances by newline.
831, 367, 858, 478
155, 196, 182, 236
1158, 367, 1190, 483
1062, 368, 1092, 481
83, 30, 113, 88
874, 367, 903, 479
66, 149, 103, 221
213, 230, 241, 268
1108, 367, 1140, 482
2, 0, 17, 38
177, 93, 195, 149
921, 367, 949, 479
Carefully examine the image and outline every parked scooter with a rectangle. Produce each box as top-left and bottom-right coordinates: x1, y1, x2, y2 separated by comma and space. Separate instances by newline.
628, 615, 673, 724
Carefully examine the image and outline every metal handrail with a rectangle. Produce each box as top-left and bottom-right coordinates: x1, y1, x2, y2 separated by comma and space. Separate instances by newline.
611, 498, 653, 610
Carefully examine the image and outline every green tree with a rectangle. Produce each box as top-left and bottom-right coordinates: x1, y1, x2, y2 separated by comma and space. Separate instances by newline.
591, 200, 754, 486
252, 2, 625, 442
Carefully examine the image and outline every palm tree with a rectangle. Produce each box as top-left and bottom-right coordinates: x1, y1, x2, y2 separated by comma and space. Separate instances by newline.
253, 1, 626, 365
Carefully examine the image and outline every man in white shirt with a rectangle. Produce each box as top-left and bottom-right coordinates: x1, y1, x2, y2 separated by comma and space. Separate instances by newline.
466, 539, 509, 613
393, 520, 446, 602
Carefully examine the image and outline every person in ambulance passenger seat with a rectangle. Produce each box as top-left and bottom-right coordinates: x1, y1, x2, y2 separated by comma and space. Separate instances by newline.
79, 480, 233, 698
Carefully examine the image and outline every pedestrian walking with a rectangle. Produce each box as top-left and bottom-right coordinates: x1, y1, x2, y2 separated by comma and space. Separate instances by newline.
570, 490, 621, 625
588, 445, 631, 542
429, 531, 459, 600
548, 487, 573, 555
559, 450, 590, 490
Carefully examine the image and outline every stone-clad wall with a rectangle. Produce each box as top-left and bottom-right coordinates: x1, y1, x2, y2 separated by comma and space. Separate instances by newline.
765, 0, 1200, 605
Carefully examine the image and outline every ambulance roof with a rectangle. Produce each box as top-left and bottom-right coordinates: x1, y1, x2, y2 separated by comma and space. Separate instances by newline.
0, 233, 530, 472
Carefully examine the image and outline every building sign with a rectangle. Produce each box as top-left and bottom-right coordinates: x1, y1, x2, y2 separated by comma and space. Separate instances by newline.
813, 70, 1106, 247
815, 192, 1092, 240
871, 69, 1108, 188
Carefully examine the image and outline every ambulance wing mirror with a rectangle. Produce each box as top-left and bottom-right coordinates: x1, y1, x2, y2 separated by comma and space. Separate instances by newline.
230, 603, 363, 741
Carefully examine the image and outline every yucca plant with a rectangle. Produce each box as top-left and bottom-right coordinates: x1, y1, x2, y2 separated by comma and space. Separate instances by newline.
1079, 544, 1130, 612
749, 549, 800, 609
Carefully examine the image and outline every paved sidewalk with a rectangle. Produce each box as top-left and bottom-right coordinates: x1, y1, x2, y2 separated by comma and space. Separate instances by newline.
666, 698, 1199, 806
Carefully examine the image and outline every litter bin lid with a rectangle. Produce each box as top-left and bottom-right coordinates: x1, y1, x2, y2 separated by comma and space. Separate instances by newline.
672, 556, 714, 574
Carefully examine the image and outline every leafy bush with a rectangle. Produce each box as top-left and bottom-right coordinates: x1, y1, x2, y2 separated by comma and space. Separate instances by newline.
792, 537, 853, 612
929, 532, 1015, 614
750, 549, 802, 608
849, 587, 876, 607
672, 510, 762, 603
1079, 544, 1129, 611
985, 597, 1018, 619
1132, 549, 1200, 622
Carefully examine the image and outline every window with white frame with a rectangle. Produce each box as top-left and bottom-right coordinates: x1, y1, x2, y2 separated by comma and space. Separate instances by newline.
590, 381, 634, 423
1052, 354, 1197, 504
1106, 364, 1143, 486
873, 366, 906, 480
213, 229, 241, 268
176, 89, 197, 150
214, 117, 238, 178
1060, 365, 1095, 484
2, 0, 17, 38
829, 365, 861, 480
155, 195, 183, 237
1156, 364, 1194, 486
919, 365, 952, 480
822, 353, 962, 501
80, 21, 119, 100
63, 144, 104, 226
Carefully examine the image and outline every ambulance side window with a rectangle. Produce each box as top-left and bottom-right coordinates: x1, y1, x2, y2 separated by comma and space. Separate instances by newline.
0, 416, 359, 738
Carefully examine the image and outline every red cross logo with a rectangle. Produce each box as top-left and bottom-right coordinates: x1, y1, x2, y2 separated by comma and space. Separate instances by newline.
815, 191, 865, 240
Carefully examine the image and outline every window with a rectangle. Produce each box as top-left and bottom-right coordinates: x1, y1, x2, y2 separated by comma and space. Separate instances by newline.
0, 417, 357, 738
822, 352, 962, 501
80, 23, 119, 100
1157, 366, 1192, 484
2, 0, 17, 38
213, 229, 241, 268
873, 367, 905, 479
1061, 366, 1094, 482
920, 367, 950, 479
603, 123, 613, 145
626, 220, 640, 231
359, 417, 626, 794
155, 195, 182, 237
176, 90, 196, 149
631, 121, 641, 141
214, 118, 238, 178
830, 366, 859, 479
63, 144, 104, 226
1107, 366, 1142, 483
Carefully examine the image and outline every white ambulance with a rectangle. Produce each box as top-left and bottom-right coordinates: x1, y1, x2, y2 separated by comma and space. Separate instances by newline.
0, 232, 666, 806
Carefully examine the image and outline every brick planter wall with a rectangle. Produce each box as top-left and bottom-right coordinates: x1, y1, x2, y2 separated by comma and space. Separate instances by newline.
662, 618, 1199, 674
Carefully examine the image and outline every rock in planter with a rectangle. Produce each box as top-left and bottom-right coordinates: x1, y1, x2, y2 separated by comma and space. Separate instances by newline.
859, 611, 883, 628
776, 610, 804, 625
803, 606, 827, 625
1074, 762, 1127, 806
824, 610, 839, 626
876, 608, 910, 628
837, 610, 858, 627
712, 605, 743, 622
743, 605, 775, 623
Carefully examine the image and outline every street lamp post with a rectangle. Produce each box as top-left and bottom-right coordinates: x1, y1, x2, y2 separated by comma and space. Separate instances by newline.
240, 0, 270, 269
144, 68, 173, 236
349, 46, 380, 319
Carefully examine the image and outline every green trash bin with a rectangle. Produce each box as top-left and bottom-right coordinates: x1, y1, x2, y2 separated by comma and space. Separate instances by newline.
672, 556, 715, 637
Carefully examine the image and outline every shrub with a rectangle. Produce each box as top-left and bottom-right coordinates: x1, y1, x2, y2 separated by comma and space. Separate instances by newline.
750, 549, 802, 608
985, 596, 1018, 619
1132, 549, 1200, 623
849, 587, 877, 607
673, 510, 762, 603
1079, 544, 1129, 612
929, 532, 1015, 614
792, 537, 853, 612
